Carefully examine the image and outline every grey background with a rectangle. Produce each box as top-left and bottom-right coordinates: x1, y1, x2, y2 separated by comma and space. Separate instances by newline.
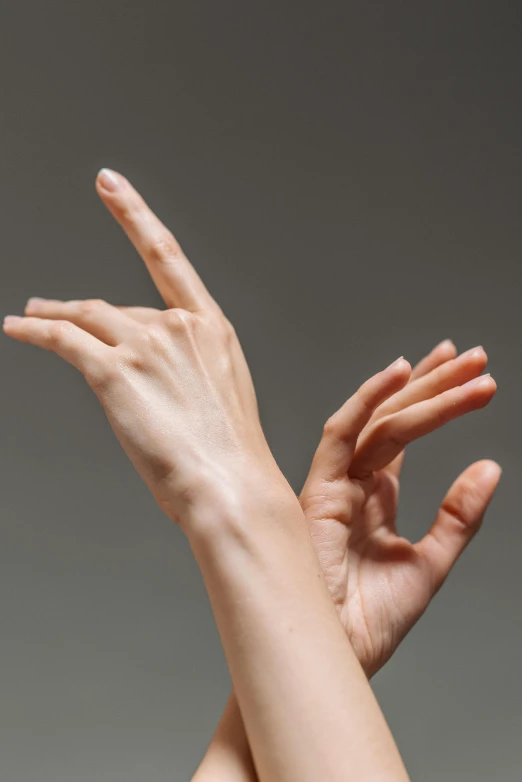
0, 1, 520, 779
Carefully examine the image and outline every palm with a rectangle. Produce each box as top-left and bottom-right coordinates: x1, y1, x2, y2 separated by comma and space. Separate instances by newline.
301, 465, 432, 677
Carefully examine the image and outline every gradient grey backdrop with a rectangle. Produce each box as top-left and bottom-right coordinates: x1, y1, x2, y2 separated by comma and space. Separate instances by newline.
0, 2, 520, 780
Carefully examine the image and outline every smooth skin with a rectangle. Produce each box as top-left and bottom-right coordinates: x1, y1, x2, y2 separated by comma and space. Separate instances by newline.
26, 306, 502, 780
3, 169, 500, 781
196, 340, 501, 781
21, 230, 501, 778
4, 168, 410, 782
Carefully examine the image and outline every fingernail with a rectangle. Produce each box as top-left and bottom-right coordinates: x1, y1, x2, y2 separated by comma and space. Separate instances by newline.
3, 315, 22, 326
459, 345, 484, 360
26, 297, 45, 309
97, 168, 120, 192
463, 372, 491, 387
387, 356, 404, 369
437, 338, 455, 349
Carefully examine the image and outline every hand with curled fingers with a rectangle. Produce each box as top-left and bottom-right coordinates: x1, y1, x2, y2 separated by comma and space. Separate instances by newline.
4, 169, 500, 679
300, 338, 500, 676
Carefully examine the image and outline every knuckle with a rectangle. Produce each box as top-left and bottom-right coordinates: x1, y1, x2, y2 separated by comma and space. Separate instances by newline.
375, 418, 405, 450
435, 404, 451, 428
441, 497, 472, 532
323, 412, 342, 438
221, 315, 236, 340
124, 350, 147, 373
356, 381, 379, 415
116, 343, 147, 372
80, 298, 105, 318
163, 308, 194, 331
118, 201, 135, 225
48, 319, 74, 346
148, 231, 181, 264
139, 324, 167, 352
442, 481, 483, 533
85, 360, 118, 395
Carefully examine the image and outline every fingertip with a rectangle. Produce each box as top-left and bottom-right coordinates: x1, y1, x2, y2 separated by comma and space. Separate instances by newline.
477, 373, 497, 401
381, 357, 411, 399
386, 355, 411, 376
436, 338, 457, 358
388, 356, 412, 387
96, 168, 123, 194
474, 458, 502, 485
438, 337, 456, 348
3, 314, 21, 332
461, 372, 497, 402
25, 297, 45, 314
460, 344, 488, 367
455, 460, 502, 511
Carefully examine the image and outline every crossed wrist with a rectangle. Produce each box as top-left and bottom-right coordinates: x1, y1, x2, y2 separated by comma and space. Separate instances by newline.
152, 447, 300, 538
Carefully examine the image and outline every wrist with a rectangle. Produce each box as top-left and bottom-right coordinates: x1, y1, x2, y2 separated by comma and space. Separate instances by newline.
185, 473, 304, 550
158, 451, 302, 543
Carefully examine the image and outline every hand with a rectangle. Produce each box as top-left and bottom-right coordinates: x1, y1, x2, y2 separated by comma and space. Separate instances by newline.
300, 340, 500, 677
3, 168, 291, 531
14, 291, 499, 683
5, 171, 497, 779
4, 169, 415, 781
7, 170, 500, 678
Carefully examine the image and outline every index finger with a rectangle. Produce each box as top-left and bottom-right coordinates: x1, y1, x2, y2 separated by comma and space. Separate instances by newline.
96, 168, 217, 312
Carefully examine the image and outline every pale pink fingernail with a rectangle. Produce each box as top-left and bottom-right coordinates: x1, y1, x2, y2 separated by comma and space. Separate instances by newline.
437, 338, 455, 350
463, 372, 491, 387
26, 297, 45, 309
3, 315, 22, 325
459, 345, 484, 360
97, 168, 121, 192
387, 356, 405, 369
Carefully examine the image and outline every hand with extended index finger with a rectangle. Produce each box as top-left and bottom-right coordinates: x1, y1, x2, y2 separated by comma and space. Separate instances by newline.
4, 171, 501, 780
3, 169, 279, 531
6, 170, 421, 782
10, 198, 499, 678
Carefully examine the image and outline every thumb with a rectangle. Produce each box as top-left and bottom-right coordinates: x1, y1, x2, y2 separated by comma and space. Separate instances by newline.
415, 460, 502, 594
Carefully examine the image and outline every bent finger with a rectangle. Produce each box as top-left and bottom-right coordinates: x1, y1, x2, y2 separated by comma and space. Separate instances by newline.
410, 339, 457, 381
377, 340, 456, 481
351, 374, 496, 475
414, 460, 501, 593
371, 344, 484, 481
305, 357, 411, 483
370, 346, 487, 423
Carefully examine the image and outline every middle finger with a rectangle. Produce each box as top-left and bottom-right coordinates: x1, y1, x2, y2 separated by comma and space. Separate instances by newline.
24, 297, 141, 346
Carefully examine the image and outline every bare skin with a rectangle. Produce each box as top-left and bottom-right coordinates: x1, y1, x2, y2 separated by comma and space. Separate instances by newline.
3, 169, 500, 781
196, 340, 500, 781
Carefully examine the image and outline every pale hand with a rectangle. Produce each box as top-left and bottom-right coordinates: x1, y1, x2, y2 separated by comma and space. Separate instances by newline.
300, 340, 500, 676
3, 169, 290, 532
4, 170, 500, 679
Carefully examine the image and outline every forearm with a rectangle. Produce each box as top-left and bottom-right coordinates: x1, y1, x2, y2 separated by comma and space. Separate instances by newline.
192, 692, 257, 782
185, 486, 410, 782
